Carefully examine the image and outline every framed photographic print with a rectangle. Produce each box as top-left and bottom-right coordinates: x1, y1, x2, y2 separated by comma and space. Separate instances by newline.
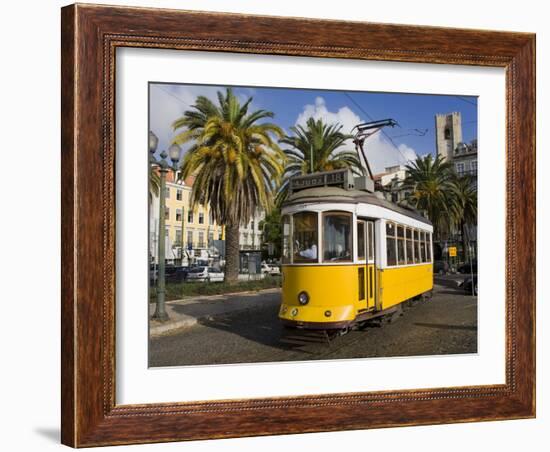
61, 3, 535, 447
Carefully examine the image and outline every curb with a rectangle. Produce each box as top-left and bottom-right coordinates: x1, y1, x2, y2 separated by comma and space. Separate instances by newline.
150, 317, 197, 336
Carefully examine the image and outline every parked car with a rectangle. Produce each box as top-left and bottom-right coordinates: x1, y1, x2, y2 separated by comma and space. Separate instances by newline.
149, 265, 190, 284
186, 266, 224, 282
261, 263, 280, 275
458, 274, 478, 296
165, 266, 189, 283
433, 260, 446, 274
457, 260, 477, 274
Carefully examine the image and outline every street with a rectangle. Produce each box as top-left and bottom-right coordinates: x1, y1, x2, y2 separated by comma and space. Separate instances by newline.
149, 275, 477, 367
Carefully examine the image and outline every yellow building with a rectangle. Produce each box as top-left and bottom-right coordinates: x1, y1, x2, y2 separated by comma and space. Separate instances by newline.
150, 173, 224, 265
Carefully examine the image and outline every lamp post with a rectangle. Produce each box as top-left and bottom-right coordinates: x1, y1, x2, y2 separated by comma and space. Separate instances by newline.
149, 131, 182, 321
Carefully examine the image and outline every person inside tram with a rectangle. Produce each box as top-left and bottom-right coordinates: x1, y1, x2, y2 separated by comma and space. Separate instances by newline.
298, 240, 317, 259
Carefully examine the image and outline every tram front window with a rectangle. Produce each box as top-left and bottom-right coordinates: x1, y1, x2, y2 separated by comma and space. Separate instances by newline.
282, 215, 291, 263
323, 212, 352, 262
293, 212, 318, 263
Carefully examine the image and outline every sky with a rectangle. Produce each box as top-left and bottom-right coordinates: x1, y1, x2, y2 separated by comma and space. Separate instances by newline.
149, 82, 478, 175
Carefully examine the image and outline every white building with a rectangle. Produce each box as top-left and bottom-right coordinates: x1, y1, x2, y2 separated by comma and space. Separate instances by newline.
373, 165, 410, 204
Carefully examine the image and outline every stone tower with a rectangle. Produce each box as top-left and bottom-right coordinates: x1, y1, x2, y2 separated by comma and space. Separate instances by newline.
435, 112, 462, 162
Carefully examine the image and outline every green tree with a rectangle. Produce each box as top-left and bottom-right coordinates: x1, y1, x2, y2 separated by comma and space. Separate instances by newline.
172, 88, 285, 283
448, 173, 478, 261
402, 154, 456, 240
259, 207, 282, 259
279, 117, 362, 201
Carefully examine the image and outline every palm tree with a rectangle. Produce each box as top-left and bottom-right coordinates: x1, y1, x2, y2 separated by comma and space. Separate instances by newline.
448, 174, 477, 262
278, 117, 362, 201
172, 88, 285, 283
402, 154, 455, 240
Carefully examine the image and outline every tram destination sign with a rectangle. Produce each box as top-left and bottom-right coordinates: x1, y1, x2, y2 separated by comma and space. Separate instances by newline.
289, 169, 354, 193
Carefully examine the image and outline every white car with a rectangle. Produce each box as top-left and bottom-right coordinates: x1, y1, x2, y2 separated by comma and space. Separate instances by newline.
261, 263, 280, 275
186, 266, 224, 282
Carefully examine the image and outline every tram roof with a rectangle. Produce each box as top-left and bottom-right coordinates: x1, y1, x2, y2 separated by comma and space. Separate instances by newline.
283, 186, 432, 226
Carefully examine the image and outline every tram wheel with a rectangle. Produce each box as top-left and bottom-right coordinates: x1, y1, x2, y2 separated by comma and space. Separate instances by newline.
338, 326, 350, 336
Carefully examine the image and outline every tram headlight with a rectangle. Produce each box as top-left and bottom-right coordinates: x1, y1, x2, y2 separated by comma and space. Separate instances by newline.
298, 291, 309, 305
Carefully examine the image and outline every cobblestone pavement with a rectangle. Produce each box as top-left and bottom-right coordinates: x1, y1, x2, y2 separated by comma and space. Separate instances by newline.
149, 278, 477, 367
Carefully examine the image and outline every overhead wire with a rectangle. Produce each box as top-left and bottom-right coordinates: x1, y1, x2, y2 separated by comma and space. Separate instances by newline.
343, 92, 412, 164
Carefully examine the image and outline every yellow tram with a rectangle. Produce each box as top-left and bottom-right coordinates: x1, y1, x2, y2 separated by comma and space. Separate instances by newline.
279, 169, 433, 331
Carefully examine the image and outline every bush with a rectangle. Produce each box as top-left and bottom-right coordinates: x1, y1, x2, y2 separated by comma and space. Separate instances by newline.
149, 276, 282, 302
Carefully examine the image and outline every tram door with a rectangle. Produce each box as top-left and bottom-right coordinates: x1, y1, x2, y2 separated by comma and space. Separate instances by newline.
357, 220, 376, 310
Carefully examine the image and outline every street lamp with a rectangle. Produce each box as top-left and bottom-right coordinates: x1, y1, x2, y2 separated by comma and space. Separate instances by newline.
149, 132, 182, 321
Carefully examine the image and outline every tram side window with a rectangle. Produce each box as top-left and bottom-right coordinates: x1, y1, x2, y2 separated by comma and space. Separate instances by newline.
405, 227, 414, 264
413, 229, 420, 263
426, 232, 432, 262
367, 221, 374, 261
357, 221, 366, 261
293, 212, 318, 263
386, 222, 397, 266
419, 231, 426, 262
323, 212, 352, 262
396, 225, 406, 265
282, 215, 291, 264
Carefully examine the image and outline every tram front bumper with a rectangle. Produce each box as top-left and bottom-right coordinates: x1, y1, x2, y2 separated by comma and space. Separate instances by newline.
278, 303, 355, 329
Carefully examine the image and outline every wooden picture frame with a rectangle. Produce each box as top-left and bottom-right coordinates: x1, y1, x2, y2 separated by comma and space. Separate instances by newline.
61, 3, 535, 447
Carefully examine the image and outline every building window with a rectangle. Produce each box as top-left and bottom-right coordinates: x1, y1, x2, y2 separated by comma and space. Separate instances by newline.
176, 189, 182, 201
386, 222, 397, 266
208, 232, 214, 246
456, 163, 465, 175
187, 211, 193, 223
187, 231, 193, 247
165, 187, 170, 198
471, 160, 478, 173
323, 212, 352, 263
199, 212, 204, 224
175, 229, 182, 245
175, 208, 182, 222
164, 207, 170, 220
198, 231, 204, 248
444, 127, 451, 140
293, 212, 318, 263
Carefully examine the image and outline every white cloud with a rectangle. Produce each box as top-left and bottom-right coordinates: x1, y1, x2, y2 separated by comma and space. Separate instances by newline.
296, 96, 360, 135
149, 84, 220, 158
294, 96, 418, 174
149, 84, 262, 160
